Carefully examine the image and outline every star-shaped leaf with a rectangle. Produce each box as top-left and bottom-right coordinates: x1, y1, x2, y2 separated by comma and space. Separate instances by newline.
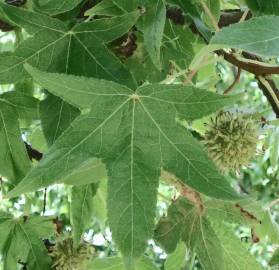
8, 64, 239, 266
0, 215, 55, 270
155, 198, 264, 270
0, 3, 140, 87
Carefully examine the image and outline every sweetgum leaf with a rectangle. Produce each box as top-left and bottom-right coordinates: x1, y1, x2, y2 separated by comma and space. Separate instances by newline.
88, 256, 159, 270
32, 0, 84, 16
0, 216, 54, 270
156, 198, 266, 269
85, 0, 123, 17
155, 198, 224, 270
113, 0, 166, 69
0, 3, 140, 87
71, 183, 99, 247
0, 94, 31, 183
8, 65, 239, 265
206, 198, 279, 243
211, 223, 264, 270
211, 16, 279, 58
165, 242, 186, 270
63, 158, 107, 186
40, 93, 80, 146
245, 0, 279, 15
141, 0, 166, 69
1, 91, 39, 121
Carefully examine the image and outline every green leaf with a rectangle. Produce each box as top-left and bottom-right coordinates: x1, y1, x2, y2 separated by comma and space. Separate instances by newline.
92, 179, 108, 223
85, 0, 123, 17
142, 0, 166, 69
0, 2, 66, 34
165, 242, 186, 270
212, 224, 264, 270
180, 202, 224, 270
205, 199, 260, 226
167, 0, 200, 17
245, 0, 279, 15
0, 95, 30, 182
14, 65, 240, 199
9, 65, 238, 264
203, 0, 220, 29
71, 183, 99, 247
32, 0, 84, 16
40, 93, 80, 146
113, 0, 166, 69
156, 198, 224, 270
206, 198, 279, 243
1, 216, 54, 270
1, 91, 39, 121
239, 199, 279, 243
63, 158, 107, 186
26, 216, 56, 238
88, 256, 159, 270
88, 257, 124, 270
270, 248, 279, 266
154, 210, 182, 253
211, 16, 279, 58
0, 4, 140, 87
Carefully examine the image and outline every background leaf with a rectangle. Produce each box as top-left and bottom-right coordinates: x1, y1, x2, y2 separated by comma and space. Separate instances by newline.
211, 16, 279, 58
71, 183, 99, 247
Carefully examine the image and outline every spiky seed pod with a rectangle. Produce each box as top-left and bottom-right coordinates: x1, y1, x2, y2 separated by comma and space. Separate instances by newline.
50, 237, 94, 270
204, 112, 258, 173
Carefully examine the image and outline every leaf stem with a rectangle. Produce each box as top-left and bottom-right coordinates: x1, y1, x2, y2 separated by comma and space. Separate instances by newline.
258, 76, 279, 111
200, 1, 219, 32
267, 197, 279, 209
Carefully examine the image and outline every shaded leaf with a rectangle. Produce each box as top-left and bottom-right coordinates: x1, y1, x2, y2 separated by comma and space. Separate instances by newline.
245, 0, 279, 15
211, 16, 279, 58
0, 3, 140, 87
212, 223, 264, 270
32, 0, 84, 16
92, 179, 108, 223
85, 0, 123, 17
142, 0, 166, 69
0, 95, 30, 182
165, 242, 186, 270
0, 215, 54, 270
71, 183, 99, 247
63, 158, 107, 186
40, 93, 80, 146
88, 256, 159, 270
270, 248, 279, 266
1, 91, 39, 121
155, 198, 224, 270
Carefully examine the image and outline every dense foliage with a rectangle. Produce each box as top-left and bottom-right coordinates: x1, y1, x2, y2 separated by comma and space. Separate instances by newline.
0, 0, 279, 269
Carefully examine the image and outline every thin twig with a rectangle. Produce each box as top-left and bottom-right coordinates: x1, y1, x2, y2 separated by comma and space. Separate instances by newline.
267, 197, 279, 209
200, 1, 220, 31
43, 188, 47, 216
158, 192, 172, 202
239, 9, 250, 22
224, 67, 241, 94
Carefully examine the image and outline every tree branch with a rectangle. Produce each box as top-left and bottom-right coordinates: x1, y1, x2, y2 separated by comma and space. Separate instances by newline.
185, 10, 279, 118
224, 67, 241, 94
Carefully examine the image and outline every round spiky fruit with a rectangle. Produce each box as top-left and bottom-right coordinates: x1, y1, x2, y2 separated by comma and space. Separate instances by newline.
204, 112, 258, 173
50, 237, 94, 270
